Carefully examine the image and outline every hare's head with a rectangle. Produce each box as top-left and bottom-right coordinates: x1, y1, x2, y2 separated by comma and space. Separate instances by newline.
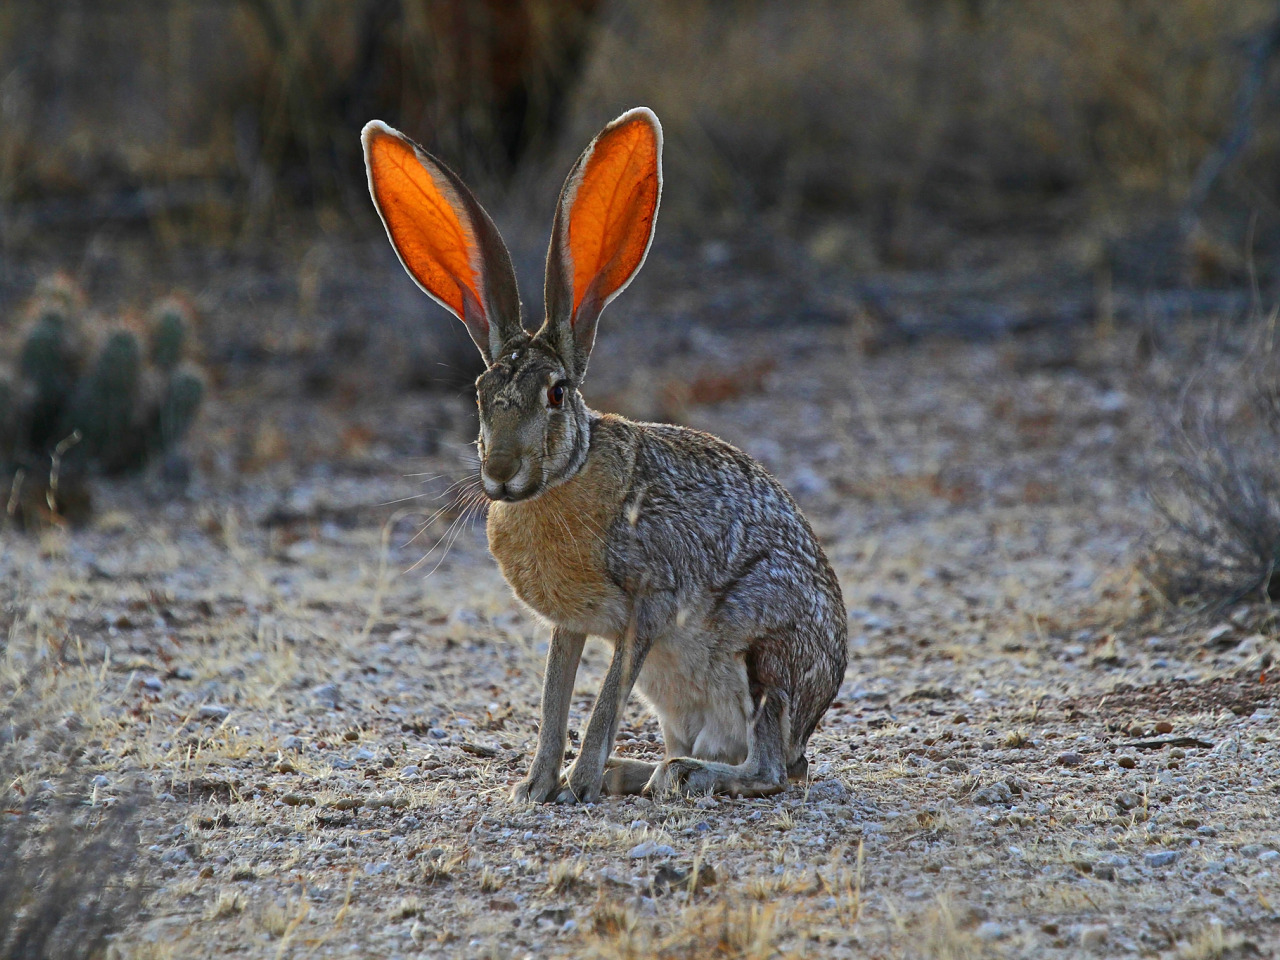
362, 109, 662, 501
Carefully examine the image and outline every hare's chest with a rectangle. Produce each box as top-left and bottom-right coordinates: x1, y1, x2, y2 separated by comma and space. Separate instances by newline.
486, 484, 625, 635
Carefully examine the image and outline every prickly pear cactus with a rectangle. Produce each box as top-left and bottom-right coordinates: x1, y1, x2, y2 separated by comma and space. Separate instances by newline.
1, 277, 208, 527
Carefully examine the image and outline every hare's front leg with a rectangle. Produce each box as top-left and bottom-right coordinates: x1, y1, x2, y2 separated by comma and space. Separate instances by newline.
512, 626, 585, 803
558, 617, 653, 803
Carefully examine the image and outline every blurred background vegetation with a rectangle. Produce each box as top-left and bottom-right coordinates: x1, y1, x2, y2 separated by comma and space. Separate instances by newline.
3, 0, 1279, 266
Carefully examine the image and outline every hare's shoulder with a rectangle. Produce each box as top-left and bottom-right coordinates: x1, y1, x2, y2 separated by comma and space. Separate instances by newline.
627, 420, 799, 518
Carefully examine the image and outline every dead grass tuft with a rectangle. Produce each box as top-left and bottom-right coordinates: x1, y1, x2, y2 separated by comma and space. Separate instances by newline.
588, 899, 788, 960
0, 770, 145, 960
1147, 314, 1280, 605
548, 858, 587, 893
1178, 920, 1251, 959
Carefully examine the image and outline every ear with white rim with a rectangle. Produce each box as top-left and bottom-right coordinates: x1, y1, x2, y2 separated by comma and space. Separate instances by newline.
362, 120, 524, 363
540, 107, 663, 379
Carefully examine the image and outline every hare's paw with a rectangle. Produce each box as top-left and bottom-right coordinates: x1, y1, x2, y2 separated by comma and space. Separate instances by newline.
511, 767, 562, 804
553, 761, 603, 804
645, 757, 708, 797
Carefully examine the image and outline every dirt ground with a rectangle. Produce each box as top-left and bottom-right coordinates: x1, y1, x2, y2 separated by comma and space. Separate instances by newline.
2, 247, 1279, 959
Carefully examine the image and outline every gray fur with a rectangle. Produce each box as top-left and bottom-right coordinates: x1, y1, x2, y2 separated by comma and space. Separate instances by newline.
365, 108, 847, 803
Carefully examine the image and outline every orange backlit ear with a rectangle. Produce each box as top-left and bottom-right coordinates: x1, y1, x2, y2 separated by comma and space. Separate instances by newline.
362, 120, 522, 362
542, 108, 662, 376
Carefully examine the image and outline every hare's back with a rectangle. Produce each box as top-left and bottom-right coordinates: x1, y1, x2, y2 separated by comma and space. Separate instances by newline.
608, 420, 840, 615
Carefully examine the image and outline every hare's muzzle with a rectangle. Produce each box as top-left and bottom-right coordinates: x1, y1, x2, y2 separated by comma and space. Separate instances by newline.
484, 451, 521, 485
482, 447, 532, 501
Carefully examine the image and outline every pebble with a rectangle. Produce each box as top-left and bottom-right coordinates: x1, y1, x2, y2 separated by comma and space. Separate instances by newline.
1115, 792, 1141, 811
1116, 756, 1137, 769
1057, 752, 1083, 766
282, 736, 304, 751
1144, 851, 1178, 868
628, 841, 676, 859
311, 683, 342, 709
975, 921, 1006, 941
1259, 850, 1280, 863
140, 676, 164, 692
1155, 721, 1174, 734
1079, 925, 1109, 950
198, 704, 230, 722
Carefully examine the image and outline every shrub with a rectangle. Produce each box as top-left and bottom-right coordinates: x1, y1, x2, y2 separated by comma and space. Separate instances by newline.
1147, 315, 1280, 605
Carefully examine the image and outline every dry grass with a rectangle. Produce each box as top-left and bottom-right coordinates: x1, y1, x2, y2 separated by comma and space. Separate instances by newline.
0, 662, 147, 960
1148, 313, 1280, 605
588, 900, 790, 960
2, 0, 1277, 249
571, 0, 1275, 239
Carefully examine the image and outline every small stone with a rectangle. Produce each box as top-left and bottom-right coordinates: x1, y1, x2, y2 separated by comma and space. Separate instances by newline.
1115, 792, 1142, 811
1117, 756, 1137, 769
353, 747, 376, 762
628, 841, 675, 858
1093, 864, 1117, 881
1155, 720, 1174, 734
939, 758, 969, 773
535, 907, 571, 929
1144, 851, 1178, 868
1196, 825, 1217, 837
198, 704, 230, 722
1058, 752, 1083, 767
343, 730, 360, 742
1080, 925, 1109, 950
281, 793, 315, 807
140, 676, 164, 692
975, 921, 1006, 941
974, 782, 1013, 806
281, 736, 304, 751
160, 847, 191, 864
1258, 850, 1280, 863
311, 683, 342, 709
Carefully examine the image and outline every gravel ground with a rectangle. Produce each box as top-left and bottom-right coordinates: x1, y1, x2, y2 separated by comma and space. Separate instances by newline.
2, 316, 1278, 960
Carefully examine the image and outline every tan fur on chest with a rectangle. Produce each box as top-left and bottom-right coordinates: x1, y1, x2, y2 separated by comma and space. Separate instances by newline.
486, 448, 626, 629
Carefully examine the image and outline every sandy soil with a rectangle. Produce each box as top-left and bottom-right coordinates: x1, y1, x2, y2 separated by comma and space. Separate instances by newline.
2, 304, 1278, 959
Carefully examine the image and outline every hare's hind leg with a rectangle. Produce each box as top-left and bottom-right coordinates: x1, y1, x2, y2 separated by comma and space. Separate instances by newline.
646, 688, 792, 798
602, 758, 656, 795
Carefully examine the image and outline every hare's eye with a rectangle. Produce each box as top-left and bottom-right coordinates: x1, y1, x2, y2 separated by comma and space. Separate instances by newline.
547, 383, 566, 408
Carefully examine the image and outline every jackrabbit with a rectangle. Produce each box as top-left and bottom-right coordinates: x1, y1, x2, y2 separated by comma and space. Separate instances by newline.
362, 108, 847, 802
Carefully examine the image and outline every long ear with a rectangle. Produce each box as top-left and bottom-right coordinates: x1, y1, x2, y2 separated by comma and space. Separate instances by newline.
362, 120, 524, 363
541, 107, 662, 378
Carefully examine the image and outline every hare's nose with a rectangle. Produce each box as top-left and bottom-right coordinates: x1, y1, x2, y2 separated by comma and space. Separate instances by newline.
485, 453, 521, 484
